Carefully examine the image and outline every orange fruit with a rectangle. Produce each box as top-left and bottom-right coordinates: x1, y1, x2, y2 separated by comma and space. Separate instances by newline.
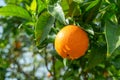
47, 72, 52, 78
103, 71, 109, 78
15, 41, 21, 49
55, 25, 89, 60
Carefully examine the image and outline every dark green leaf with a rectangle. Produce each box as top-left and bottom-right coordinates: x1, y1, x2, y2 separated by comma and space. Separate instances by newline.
0, 5, 31, 20
111, 46, 120, 60
105, 20, 120, 55
48, 3, 66, 25
117, 0, 120, 8
95, 75, 106, 80
0, 67, 6, 80
85, 0, 100, 11
102, 3, 118, 23
85, 45, 106, 70
66, 1, 81, 17
35, 12, 55, 45
83, 0, 101, 23
63, 70, 75, 80
112, 55, 120, 69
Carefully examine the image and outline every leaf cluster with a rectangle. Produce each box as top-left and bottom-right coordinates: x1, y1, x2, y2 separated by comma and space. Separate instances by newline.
0, 0, 120, 80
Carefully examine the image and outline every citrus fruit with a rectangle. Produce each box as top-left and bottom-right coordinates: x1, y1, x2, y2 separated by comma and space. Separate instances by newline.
55, 25, 89, 60
47, 72, 52, 78
15, 41, 21, 49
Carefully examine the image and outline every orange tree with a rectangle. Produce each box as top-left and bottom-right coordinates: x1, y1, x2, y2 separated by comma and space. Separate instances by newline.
0, 0, 120, 80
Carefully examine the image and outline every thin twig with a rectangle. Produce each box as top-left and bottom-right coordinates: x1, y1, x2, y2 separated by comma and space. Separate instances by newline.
52, 56, 57, 80
14, 60, 30, 78
44, 47, 53, 76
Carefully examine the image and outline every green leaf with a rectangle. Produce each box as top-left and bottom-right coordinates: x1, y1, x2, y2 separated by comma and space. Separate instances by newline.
85, 0, 100, 11
0, 57, 9, 68
111, 46, 120, 60
5, 0, 23, 4
0, 67, 6, 80
48, 3, 66, 25
35, 12, 55, 46
60, 0, 69, 13
111, 46, 120, 69
105, 20, 120, 55
83, 0, 101, 23
63, 58, 67, 67
30, 0, 37, 12
102, 3, 118, 23
0, 5, 31, 20
38, 0, 46, 14
5, 0, 16, 4
85, 45, 106, 70
55, 60, 64, 72
66, 1, 81, 17
112, 53, 120, 69
117, 0, 120, 8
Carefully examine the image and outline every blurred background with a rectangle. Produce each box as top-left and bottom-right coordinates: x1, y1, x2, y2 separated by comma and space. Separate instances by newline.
0, 0, 54, 80
1, 0, 120, 80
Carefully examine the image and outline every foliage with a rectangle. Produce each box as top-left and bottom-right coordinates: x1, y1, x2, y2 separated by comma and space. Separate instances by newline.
0, 0, 120, 80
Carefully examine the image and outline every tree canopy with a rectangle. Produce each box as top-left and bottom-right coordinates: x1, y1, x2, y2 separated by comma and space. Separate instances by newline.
0, 0, 120, 80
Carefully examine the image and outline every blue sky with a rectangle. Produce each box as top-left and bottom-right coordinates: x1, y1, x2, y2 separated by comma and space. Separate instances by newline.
0, 0, 5, 6
0, 1, 49, 79
0, 0, 5, 38
0, 26, 3, 38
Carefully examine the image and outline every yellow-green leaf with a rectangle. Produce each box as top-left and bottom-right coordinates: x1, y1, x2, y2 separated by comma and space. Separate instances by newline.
30, 0, 37, 12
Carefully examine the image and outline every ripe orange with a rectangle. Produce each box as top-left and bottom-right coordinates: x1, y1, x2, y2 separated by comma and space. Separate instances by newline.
15, 41, 21, 49
103, 71, 109, 78
47, 72, 52, 78
54, 25, 89, 60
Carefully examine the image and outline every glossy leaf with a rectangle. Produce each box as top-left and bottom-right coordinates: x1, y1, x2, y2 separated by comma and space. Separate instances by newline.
0, 5, 31, 20
35, 12, 55, 45
48, 3, 66, 25
105, 20, 120, 55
